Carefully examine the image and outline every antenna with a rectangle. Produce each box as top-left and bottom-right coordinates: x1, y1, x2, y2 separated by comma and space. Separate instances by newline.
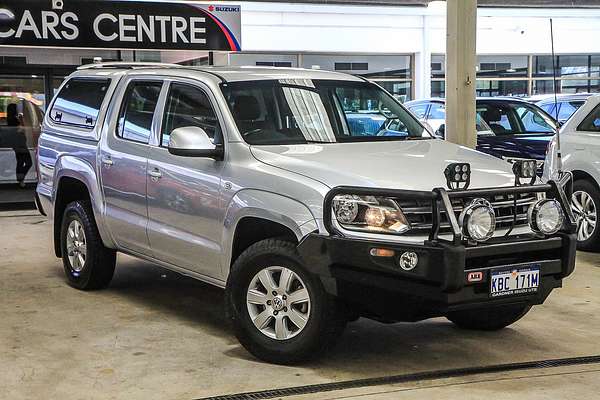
550, 18, 563, 176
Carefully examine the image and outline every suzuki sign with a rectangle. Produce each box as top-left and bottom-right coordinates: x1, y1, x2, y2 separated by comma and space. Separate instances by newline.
0, 0, 241, 51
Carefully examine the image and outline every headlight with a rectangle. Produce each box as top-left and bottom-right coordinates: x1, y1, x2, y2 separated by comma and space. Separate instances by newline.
528, 199, 564, 235
332, 195, 410, 234
459, 199, 496, 242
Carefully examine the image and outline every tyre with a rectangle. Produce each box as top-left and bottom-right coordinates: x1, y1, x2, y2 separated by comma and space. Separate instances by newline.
571, 179, 600, 252
225, 239, 346, 364
60, 200, 116, 290
447, 304, 531, 331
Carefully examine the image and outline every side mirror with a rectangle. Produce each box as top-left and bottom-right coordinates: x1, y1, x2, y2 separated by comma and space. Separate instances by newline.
435, 123, 446, 139
168, 126, 224, 160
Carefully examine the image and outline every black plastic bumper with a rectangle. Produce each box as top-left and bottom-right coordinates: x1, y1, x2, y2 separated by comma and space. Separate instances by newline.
298, 232, 577, 322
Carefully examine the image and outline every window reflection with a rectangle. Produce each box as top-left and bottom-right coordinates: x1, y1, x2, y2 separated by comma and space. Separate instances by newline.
0, 76, 45, 187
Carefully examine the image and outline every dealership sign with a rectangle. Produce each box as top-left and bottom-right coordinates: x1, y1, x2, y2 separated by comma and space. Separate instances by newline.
0, 0, 241, 51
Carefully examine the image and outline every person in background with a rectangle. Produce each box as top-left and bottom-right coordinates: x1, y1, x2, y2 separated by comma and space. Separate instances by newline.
7, 103, 32, 188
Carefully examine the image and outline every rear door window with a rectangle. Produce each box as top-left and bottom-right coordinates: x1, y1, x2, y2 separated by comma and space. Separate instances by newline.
539, 103, 555, 116
408, 103, 429, 119
428, 103, 446, 120
117, 81, 163, 144
578, 104, 600, 132
50, 79, 110, 128
558, 101, 584, 122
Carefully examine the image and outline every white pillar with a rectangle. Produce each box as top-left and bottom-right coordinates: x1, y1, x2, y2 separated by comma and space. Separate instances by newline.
445, 0, 477, 148
421, 14, 432, 99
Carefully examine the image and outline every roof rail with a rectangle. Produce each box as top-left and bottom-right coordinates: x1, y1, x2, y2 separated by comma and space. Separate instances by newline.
77, 62, 179, 70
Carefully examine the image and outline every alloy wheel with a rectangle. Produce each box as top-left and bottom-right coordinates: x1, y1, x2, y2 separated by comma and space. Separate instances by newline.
66, 219, 87, 272
246, 266, 311, 340
572, 190, 597, 242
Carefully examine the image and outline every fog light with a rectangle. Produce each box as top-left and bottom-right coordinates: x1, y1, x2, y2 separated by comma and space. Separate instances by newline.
399, 251, 418, 271
528, 199, 564, 235
459, 199, 496, 242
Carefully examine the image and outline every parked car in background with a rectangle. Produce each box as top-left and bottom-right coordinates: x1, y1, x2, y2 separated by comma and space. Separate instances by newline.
545, 94, 600, 251
533, 93, 592, 126
405, 98, 558, 170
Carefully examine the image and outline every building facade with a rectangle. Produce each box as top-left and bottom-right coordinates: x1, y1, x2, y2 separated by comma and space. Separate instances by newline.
2, 1, 600, 189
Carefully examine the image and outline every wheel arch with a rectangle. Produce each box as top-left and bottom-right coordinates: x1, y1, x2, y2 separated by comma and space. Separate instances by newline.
53, 156, 114, 257
221, 189, 319, 279
571, 169, 600, 191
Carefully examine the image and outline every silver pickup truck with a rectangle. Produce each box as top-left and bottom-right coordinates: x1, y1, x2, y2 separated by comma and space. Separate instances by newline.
37, 62, 577, 364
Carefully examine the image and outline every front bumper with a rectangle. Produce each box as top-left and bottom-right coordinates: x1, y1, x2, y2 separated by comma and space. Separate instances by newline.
298, 233, 576, 322
298, 175, 577, 322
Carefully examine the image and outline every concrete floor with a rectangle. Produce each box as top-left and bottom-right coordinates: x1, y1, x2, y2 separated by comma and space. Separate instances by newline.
2, 211, 600, 400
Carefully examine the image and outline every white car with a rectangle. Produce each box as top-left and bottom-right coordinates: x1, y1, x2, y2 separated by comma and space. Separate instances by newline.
545, 94, 600, 250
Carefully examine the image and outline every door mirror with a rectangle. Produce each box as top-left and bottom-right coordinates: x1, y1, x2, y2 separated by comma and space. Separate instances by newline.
434, 123, 446, 139
167, 126, 224, 159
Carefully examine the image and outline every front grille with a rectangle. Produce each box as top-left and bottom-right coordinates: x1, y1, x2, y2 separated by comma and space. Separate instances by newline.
398, 191, 539, 236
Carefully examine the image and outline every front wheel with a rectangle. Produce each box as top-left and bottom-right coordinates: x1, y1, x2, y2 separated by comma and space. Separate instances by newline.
225, 239, 346, 364
571, 180, 600, 252
447, 304, 531, 331
60, 200, 116, 290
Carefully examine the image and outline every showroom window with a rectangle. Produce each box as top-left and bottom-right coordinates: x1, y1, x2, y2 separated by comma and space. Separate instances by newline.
532, 55, 600, 94
302, 54, 414, 102
432, 55, 529, 98
256, 61, 293, 67
432, 54, 600, 97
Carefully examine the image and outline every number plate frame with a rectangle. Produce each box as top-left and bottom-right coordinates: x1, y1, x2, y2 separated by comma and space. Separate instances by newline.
490, 264, 540, 298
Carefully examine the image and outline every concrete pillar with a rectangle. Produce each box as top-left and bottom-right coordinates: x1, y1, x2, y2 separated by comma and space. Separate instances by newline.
420, 14, 432, 99
445, 0, 477, 148
414, 22, 432, 99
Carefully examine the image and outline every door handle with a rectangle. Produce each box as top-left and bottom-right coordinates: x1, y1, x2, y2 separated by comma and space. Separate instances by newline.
101, 155, 113, 166
148, 168, 162, 180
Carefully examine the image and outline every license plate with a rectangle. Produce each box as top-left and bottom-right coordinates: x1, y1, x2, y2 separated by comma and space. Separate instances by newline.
490, 266, 540, 298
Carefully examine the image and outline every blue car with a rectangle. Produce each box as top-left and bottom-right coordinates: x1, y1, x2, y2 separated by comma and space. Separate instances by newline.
405, 97, 559, 168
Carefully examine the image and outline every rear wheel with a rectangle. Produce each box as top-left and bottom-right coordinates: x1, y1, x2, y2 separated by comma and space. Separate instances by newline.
571, 180, 600, 252
60, 200, 116, 290
226, 239, 346, 364
447, 304, 531, 331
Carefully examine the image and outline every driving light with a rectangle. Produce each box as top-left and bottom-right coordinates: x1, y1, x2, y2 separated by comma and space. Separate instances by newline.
459, 199, 496, 242
444, 163, 471, 190
512, 159, 537, 185
332, 195, 411, 234
528, 199, 564, 235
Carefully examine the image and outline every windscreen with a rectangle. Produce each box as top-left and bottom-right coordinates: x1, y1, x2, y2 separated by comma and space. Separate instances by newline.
221, 79, 429, 145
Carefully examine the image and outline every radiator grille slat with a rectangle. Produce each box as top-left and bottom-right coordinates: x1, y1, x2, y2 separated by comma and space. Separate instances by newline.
398, 192, 538, 236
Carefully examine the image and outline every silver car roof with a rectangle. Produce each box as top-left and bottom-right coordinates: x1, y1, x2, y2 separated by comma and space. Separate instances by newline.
74, 62, 364, 84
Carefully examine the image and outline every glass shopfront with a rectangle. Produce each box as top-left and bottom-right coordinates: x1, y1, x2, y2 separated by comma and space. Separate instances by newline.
0, 75, 45, 186
433, 54, 600, 98
0, 63, 76, 205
